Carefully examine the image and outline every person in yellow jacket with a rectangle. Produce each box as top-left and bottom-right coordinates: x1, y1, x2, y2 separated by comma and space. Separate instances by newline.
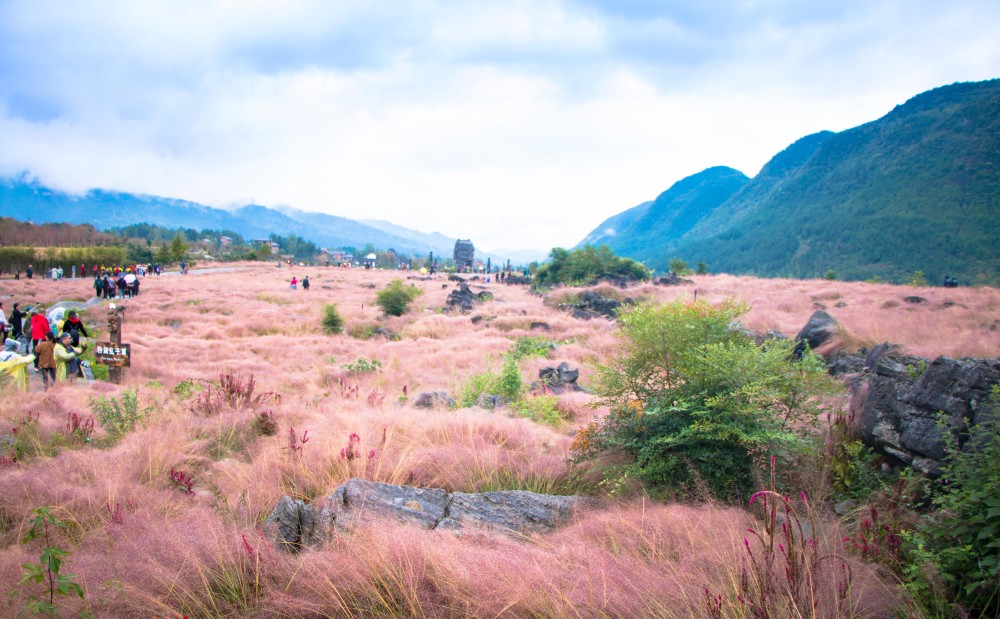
0, 338, 36, 391
54, 332, 86, 382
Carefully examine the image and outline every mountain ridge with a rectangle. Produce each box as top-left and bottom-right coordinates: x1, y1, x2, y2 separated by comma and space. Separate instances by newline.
577, 79, 1000, 285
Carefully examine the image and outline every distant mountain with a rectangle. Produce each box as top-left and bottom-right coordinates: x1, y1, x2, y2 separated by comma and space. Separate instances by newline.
0, 177, 482, 259
578, 79, 1000, 285
577, 200, 652, 248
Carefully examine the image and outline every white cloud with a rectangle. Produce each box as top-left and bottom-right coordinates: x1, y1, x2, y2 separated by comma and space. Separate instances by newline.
1, 0, 999, 251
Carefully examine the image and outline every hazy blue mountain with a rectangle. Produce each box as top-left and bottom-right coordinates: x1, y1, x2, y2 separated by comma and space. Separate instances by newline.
579, 79, 1000, 285
1, 177, 460, 257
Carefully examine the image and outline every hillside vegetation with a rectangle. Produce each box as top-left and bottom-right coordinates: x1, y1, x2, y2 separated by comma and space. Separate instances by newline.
580, 79, 1000, 285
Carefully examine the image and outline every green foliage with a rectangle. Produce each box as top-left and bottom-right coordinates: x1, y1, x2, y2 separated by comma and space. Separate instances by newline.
460, 353, 526, 410
507, 336, 555, 361
0, 246, 127, 273
909, 270, 927, 287
695, 262, 709, 275
515, 395, 566, 426
904, 386, 1000, 616
459, 366, 502, 409
823, 269, 838, 280
375, 279, 421, 316
342, 358, 382, 374
16, 507, 85, 617
321, 304, 345, 335
667, 258, 689, 275
532, 245, 650, 289
88, 388, 150, 441
497, 356, 523, 402
577, 298, 837, 501
168, 233, 188, 262
906, 359, 928, 380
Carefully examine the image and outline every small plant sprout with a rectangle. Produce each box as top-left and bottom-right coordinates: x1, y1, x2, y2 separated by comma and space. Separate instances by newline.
288, 427, 310, 460
18, 507, 85, 616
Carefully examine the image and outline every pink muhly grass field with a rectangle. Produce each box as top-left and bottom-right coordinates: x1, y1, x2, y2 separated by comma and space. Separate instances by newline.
0, 263, 982, 616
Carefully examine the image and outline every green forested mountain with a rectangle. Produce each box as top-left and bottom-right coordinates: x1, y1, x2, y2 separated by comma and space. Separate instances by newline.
579, 79, 1000, 285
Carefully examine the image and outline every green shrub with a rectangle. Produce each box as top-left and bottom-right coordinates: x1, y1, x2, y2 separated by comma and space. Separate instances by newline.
903, 386, 1000, 616
515, 395, 565, 426
574, 298, 837, 501
88, 388, 150, 441
507, 336, 555, 360
375, 279, 421, 316
321, 304, 345, 334
498, 356, 523, 402
459, 366, 501, 408
532, 245, 650, 289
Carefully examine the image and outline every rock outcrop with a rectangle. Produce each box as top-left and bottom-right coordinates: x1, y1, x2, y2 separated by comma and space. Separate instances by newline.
264, 478, 592, 552
793, 310, 840, 356
562, 291, 630, 320
851, 348, 1000, 475
533, 362, 583, 394
412, 391, 455, 409
653, 275, 693, 286
445, 283, 493, 313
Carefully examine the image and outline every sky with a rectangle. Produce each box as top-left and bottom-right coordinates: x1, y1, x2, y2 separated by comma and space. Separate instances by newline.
1, 1, 999, 253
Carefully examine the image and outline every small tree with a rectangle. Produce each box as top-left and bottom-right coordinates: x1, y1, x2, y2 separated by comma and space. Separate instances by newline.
321, 304, 344, 334
668, 258, 689, 275
574, 298, 836, 501
375, 279, 421, 317
169, 233, 188, 262
695, 262, 709, 275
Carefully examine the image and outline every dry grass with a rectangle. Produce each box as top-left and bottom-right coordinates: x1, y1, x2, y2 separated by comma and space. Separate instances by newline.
1, 264, 992, 616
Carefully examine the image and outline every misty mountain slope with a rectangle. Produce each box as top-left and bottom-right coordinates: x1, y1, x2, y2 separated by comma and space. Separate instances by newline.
580, 79, 1000, 284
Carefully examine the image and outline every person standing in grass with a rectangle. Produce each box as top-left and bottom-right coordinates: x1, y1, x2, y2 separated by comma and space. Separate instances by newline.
63, 311, 89, 347
302, 276, 310, 291
34, 332, 56, 389
290, 276, 298, 290
29, 310, 49, 365
54, 332, 86, 382
10, 302, 30, 342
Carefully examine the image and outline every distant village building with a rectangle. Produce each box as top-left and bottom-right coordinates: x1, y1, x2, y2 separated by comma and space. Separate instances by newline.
454, 239, 475, 271
253, 239, 280, 254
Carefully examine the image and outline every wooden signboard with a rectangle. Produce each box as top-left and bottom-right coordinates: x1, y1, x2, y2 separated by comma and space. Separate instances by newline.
94, 342, 131, 368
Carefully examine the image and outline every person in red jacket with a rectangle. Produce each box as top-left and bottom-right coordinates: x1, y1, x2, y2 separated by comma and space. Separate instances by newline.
30, 310, 50, 369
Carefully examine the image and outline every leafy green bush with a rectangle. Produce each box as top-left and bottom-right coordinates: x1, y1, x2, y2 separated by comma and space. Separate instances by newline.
904, 386, 1000, 616
497, 356, 523, 402
574, 298, 836, 501
375, 279, 421, 316
507, 336, 555, 360
88, 388, 150, 441
321, 303, 345, 335
459, 366, 501, 408
532, 245, 650, 289
342, 358, 382, 374
515, 395, 565, 426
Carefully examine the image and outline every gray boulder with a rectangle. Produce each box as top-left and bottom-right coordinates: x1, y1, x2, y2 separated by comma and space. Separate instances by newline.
853, 350, 1000, 475
794, 310, 840, 357
264, 478, 592, 552
412, 391, 454, 409
535, 362, 583, 394
445, 284, 493, 313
